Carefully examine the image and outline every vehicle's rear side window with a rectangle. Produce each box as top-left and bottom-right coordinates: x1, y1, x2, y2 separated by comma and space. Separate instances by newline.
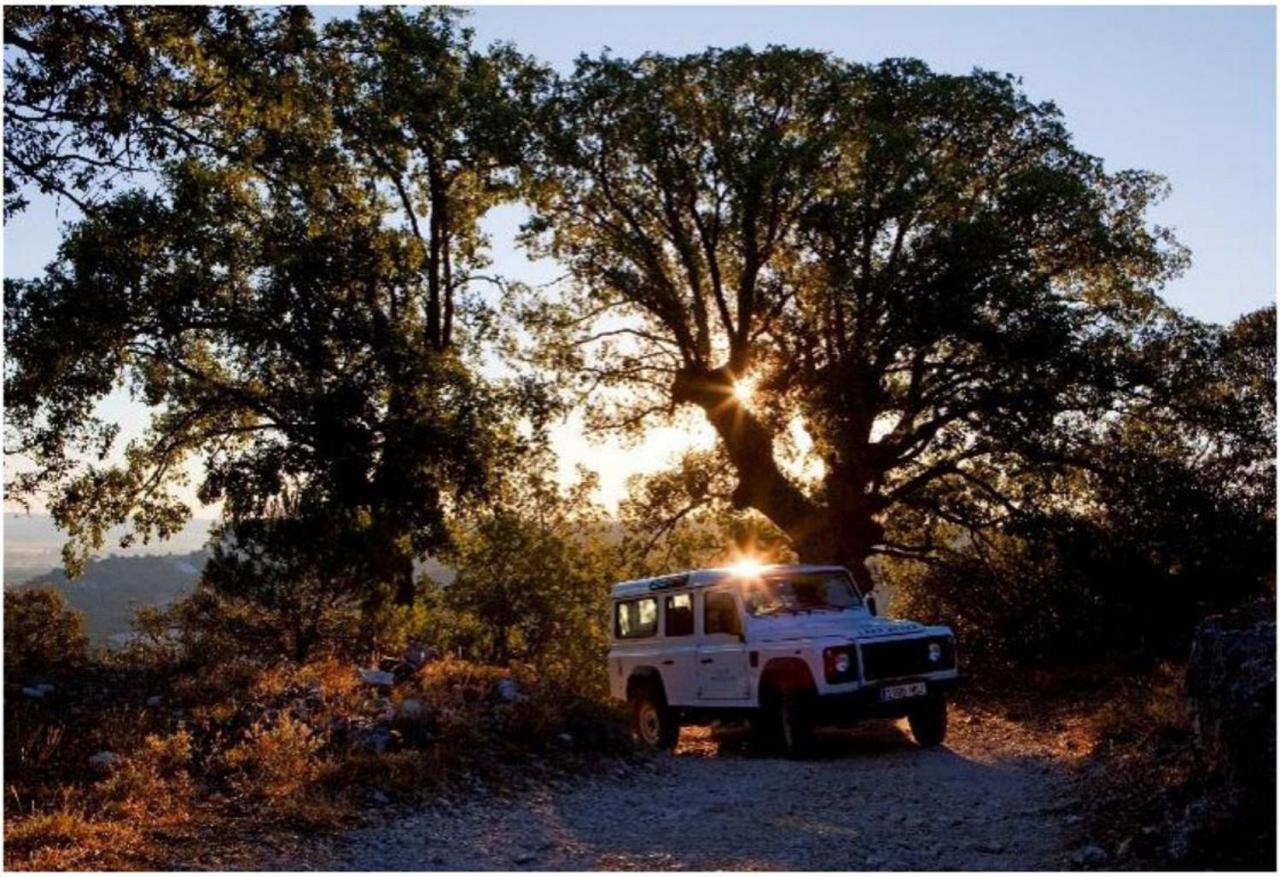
664, 593, 693, 637
615, 597, 658, 638
704, 590, 742, 636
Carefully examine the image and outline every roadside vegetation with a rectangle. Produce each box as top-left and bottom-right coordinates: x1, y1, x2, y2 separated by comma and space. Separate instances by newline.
3, 5, 1273, 870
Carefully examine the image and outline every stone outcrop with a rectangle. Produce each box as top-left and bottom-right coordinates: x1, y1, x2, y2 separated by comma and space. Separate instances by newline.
1175, 599, 1276, 868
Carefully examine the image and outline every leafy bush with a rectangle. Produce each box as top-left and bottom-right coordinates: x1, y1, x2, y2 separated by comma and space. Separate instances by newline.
5, 588, 89, 680
225, 715, 328, 802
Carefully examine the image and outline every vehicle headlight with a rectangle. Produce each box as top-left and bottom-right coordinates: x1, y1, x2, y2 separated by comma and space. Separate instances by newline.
823, 645, 857, 683
928, 642, 942, 663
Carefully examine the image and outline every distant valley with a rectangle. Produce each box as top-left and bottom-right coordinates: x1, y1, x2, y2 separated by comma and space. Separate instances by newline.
4, 514, 453, 645
4, 513, 215, 585
19, 551, 209, 645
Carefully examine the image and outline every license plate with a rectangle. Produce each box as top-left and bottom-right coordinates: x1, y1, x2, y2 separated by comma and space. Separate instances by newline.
879, 682, 927, 702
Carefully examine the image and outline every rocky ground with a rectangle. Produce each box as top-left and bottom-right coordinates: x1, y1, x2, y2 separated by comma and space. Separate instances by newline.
265, 702, 1097, 871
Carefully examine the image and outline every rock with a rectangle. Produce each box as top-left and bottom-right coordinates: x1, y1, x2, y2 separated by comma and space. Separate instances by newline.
1181, 600, 1276, 866
1187, 601, 1276, 779
359, 668, 396, 687
1116, 837, 1132, 858
88, 751, 122, 773
21, 686, 46, 699
1071, 844, 1107, 867
403, 642, 430, 669
354, 727, 393, 755
146, 695, 163, 707
495, 678, 525, 703
370, 790, 391, 806
556, 732, 574, 747
397, 698, 425, 721
513, 852, 538, 865
974, 841, 1005, 854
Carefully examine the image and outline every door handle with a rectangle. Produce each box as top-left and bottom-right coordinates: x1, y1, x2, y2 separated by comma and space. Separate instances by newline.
700, 658, 714, 664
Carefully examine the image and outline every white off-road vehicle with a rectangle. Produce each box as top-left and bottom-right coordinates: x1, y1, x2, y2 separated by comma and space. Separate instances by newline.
607, 563, 958, 756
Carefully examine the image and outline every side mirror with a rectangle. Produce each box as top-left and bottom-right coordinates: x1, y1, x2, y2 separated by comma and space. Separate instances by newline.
866, 595, 878, 617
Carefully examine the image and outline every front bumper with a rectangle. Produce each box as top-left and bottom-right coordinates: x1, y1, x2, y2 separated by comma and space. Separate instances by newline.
813, 675, 959, 723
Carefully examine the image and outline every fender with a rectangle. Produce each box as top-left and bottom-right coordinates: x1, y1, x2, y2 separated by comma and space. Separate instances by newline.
758, 656, 816, 704
625, 665, 667, 702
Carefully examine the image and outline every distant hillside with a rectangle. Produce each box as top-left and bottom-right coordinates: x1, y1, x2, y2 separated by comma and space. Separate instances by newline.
19, 551, 209, 645
10, 535, 455, 646
4, 513, 216, 585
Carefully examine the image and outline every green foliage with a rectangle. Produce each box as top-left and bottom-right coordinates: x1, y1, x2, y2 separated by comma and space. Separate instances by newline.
522, 48, 1191, 574
891, 308, 1276, 666
4, 8, 551, 624
4, 588, 90, 680
423, 453, 612, 686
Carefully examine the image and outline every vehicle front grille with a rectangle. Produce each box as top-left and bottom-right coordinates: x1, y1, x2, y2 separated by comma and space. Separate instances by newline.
860, 636, 955, 681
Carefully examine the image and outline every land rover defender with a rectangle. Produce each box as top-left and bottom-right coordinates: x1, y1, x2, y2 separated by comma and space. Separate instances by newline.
607, 563, 958, 756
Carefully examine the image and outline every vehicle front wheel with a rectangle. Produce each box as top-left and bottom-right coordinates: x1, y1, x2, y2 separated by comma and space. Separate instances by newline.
630, 685, 680, 750
908, 694, 948, 747
761, 687, 815, 758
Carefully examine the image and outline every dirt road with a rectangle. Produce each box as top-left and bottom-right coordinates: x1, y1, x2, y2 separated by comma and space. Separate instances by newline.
273, 705, 1084, 870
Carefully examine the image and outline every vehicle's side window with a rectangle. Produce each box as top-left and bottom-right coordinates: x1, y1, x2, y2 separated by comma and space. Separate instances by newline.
616, 597, 658, 638
704, 590, 742, 637
664, 593, 693, 637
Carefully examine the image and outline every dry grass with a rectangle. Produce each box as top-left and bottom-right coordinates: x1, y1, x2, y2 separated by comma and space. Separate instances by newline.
4, 656, 631, 870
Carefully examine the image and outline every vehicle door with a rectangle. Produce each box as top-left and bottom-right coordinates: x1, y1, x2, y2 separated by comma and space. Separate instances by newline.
696, 587, 751, 700
658, 591, 697, 704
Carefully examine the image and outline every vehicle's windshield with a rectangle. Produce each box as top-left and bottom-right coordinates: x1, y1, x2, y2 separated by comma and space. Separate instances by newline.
739, 571, 862, 616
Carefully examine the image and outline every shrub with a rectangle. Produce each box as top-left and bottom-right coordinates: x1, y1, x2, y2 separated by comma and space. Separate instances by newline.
97, 729, 196, 819
224, 714, 328, 802
5, 588, 89, 680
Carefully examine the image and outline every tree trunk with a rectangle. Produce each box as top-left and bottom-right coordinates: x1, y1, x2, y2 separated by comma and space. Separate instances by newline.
672, 363, 883, 590
394, 557, 416, 606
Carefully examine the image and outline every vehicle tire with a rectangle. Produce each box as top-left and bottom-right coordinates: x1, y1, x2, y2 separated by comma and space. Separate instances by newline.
630, 683, 680, 750
761, 685, 815, 758
908, 694, 948, 747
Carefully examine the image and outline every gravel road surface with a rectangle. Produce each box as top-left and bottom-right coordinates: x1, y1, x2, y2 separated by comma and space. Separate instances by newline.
271, 705, 1081, 870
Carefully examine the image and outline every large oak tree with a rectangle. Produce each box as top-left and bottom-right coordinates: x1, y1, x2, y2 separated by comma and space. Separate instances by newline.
523, 50, 1188, 586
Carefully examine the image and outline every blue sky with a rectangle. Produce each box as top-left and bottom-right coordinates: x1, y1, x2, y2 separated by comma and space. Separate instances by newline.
469, 4, 1277, 326
4, 5, 1276, 515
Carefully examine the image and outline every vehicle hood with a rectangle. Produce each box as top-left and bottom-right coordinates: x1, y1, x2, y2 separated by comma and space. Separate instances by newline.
747, 611, 926, 644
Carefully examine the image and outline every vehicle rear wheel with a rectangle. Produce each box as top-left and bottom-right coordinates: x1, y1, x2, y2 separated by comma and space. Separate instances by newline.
630, 684, 679, 750
908, 694, 948, 747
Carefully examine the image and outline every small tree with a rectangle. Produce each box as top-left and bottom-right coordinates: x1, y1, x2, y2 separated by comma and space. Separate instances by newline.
430, 455, 611, 675
4, 588, 90, 680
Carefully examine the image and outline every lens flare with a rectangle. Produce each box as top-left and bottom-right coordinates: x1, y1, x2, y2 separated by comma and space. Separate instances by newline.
729, 557, 765, 577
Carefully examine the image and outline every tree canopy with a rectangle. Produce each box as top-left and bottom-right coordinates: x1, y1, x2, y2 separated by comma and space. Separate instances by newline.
4, 7, 550, 609
5, 12, 1271, 618
521, 49, 1200, 583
